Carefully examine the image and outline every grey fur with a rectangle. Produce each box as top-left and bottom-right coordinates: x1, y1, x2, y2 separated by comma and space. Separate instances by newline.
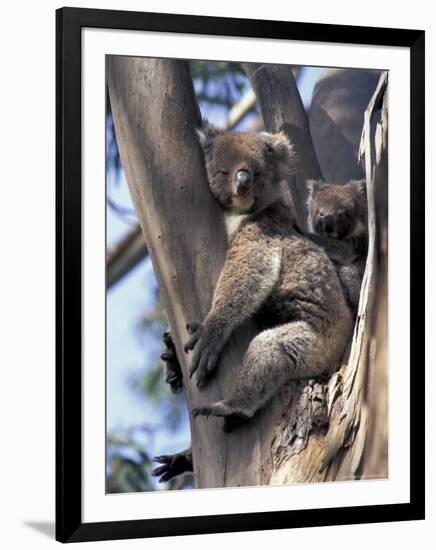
185, 128, 353, 430
306, 179, 368, 312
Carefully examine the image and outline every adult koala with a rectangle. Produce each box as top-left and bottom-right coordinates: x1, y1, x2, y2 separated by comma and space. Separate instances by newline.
183, 124, 353, 432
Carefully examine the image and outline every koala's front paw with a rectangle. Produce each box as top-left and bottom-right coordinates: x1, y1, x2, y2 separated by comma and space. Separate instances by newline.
161, 331, 183, 394
184, 322, 224, 388
192, 404, 213, 418
188, 338, 221, 388
151, 449, 193, 483
183, 321, 202, 353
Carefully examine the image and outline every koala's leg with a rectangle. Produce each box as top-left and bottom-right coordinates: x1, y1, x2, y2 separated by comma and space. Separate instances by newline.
193, 321, 331, 431
161, 331, 184, 394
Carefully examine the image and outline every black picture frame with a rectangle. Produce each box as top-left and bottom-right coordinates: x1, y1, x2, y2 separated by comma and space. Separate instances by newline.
56, 6, 425, 543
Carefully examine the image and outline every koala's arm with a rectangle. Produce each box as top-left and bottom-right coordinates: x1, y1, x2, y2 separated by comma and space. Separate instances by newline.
186, 232, 281, 387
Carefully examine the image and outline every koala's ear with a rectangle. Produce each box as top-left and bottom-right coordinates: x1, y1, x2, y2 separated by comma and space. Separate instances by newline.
196, 121, 223, 155
261, 131, 296, 182
306, 179, 325, 196
349, 179, 367, 198
262, 131, 294, 164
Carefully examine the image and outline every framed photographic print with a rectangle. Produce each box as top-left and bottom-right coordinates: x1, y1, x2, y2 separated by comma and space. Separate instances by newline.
56, 7, 425, 543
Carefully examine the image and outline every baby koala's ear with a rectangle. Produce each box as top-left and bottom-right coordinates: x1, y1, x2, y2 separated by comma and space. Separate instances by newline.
349, 179, 367, 199
306, 179, 326, 196
196, 121, 223, 155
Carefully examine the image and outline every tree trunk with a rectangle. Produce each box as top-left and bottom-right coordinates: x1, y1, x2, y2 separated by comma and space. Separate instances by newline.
107, 57, 388, 488
308, 68, 381, 183
107, 57, 262, 488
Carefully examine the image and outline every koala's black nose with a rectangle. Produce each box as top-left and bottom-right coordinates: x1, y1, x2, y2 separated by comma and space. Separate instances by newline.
323, 215, 336, 235
314, 217, 324, 233
235, 170, 251, 195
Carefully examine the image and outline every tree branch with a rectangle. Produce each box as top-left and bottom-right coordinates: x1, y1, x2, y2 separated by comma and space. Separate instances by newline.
106, 224, 147, 289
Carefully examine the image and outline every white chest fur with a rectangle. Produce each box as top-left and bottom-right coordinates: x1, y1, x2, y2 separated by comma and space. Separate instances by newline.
224, 212, 249, 239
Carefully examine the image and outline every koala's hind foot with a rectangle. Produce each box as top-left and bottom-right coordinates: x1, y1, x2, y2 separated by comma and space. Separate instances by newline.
192, 401, 252, 432
152, 448, 193, 483
161, 331, 183, 394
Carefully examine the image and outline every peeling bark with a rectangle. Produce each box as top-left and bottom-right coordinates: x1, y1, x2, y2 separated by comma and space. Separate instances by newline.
269, 71, 389, 485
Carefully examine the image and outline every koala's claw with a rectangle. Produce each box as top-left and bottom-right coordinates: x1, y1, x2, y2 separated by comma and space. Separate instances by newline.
192, 402, 251, 432
192, 405, 212, 418
196, 363, 216, 388
184, 334, 200, 354
184, 322, 202, 354
162, 331, 173, 346
151, 450, 193, 483
185, 321, 223, 384
186, 321, 201, 334
161, 331, 184, 394
151, 464, 174, 483
188, 346, 219, 387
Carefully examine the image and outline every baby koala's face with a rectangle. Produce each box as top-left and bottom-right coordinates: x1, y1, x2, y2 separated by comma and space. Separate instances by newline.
197, 125, 293, 214
307, 180, 367, 240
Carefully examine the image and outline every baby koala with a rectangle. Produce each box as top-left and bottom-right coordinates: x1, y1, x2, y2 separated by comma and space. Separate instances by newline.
306, 179, 368, 313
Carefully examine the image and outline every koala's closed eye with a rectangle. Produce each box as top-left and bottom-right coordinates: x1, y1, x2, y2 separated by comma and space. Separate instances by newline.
216, 170, 229, 176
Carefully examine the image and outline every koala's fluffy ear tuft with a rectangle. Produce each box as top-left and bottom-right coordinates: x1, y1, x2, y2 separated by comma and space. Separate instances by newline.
261, 131, 296, 180
196, 121, 223, 155
349, 179, 367, 199
262, 131, 294, 162
306, 179, 326, 196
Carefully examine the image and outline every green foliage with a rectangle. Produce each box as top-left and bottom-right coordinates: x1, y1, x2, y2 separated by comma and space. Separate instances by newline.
133, 363, 187, 432
107, 286, 188, 492
190, 60, 248, 109
107, 60, 251, 181
107, 432, 154, 493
